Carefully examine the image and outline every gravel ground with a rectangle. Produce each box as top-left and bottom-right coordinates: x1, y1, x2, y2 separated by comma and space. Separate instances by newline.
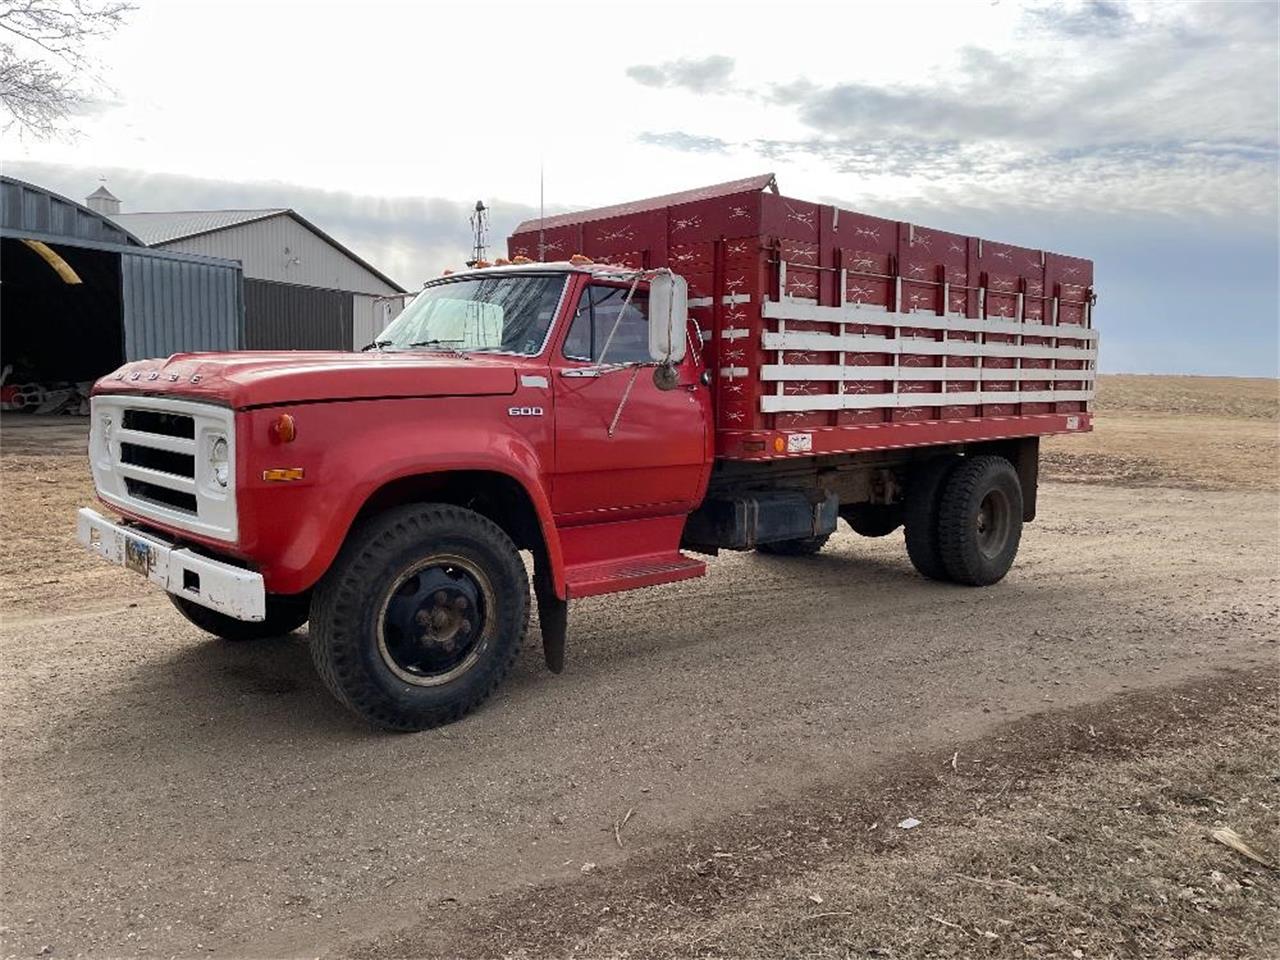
1, 377, 1277, 959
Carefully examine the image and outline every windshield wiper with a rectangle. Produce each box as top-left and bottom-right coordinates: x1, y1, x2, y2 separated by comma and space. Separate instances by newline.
406, 338, 466, 349
361, 339, 393, 352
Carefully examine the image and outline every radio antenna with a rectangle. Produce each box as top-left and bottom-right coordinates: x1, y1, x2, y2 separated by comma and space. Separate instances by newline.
466, 200, 489, 267
538, 161, 546, 262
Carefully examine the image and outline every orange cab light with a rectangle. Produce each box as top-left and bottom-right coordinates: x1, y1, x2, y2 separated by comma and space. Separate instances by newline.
493, 257, 510, 266
510, 255, 532, 264
270, 413, 297, 443
262, 467, 305, 482
442, 268, 454, 275
569, 253, 593, 265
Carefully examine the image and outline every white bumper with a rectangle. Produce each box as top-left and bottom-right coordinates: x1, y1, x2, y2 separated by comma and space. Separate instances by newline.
76, 508, 266, 621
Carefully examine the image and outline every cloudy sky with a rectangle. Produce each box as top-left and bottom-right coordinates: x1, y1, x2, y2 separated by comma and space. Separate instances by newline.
5, 0, 1277, 375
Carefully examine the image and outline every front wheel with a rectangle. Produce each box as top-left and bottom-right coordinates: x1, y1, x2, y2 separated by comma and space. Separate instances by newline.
309, 504, 529, 731
170, 593, 308, 641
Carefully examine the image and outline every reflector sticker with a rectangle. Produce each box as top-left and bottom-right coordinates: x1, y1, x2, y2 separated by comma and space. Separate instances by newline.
786, 433, 813, 453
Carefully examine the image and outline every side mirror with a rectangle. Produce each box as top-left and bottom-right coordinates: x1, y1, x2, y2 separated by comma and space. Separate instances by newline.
648, 272, 688, 364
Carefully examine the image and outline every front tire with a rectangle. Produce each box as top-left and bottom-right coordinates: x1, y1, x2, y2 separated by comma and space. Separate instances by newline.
310, 504, 529, 731
936, 456, 1023, 586
170, 593, 308, 641
756, 534, 830, 556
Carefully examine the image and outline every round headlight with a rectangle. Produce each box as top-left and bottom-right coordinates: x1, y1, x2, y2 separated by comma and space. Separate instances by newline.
210, 436, 230, 487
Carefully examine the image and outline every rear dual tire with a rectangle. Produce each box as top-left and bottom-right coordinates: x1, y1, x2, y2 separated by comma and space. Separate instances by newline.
905, 455, 1023, 586
936, 456, 1023, 586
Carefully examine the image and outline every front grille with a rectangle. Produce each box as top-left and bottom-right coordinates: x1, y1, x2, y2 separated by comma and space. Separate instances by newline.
122, 409, 194, 439
120, 442, 195, 478
91, 395, 238, 541
124, 477, 198, 514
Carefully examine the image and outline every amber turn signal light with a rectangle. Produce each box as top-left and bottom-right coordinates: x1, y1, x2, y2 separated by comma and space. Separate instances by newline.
270, 413, 296, 443
773, 436, 786, 452
262, 467, 305, 482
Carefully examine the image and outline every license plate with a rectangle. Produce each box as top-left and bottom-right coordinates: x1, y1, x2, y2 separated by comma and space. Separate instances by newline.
123, 535, 156, 577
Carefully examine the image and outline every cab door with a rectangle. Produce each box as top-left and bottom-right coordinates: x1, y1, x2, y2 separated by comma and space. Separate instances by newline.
549, 279, 709, 521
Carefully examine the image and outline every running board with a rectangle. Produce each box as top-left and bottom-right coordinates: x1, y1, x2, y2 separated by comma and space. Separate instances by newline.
565, 553, 706, 599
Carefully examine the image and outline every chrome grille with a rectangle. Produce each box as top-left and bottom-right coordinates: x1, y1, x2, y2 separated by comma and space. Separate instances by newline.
89, 394, 238, 542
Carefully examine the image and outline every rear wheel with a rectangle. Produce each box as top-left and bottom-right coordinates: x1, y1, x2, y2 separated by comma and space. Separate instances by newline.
903, 455, 960, 581
170, 593, 308, 641
756, 534, 830, 556
841, 503, 902, 538
936, 456, 1024, 586
310, 504, 529, 731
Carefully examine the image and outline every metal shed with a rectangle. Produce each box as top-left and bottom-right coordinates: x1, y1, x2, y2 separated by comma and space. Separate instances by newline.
111, 207, 407, 351
1, 176, 245, 406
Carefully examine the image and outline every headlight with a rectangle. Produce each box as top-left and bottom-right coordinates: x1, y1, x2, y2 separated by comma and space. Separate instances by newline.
210, 435, 230, 487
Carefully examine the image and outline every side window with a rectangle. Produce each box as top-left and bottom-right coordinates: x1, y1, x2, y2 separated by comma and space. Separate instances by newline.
563, 284, 650, 364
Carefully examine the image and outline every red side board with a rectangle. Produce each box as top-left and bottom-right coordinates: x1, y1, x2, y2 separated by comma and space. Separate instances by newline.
509, 178, 1097, 461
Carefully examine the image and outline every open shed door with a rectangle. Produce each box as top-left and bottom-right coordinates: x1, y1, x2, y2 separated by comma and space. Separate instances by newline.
120, 251, 244, 361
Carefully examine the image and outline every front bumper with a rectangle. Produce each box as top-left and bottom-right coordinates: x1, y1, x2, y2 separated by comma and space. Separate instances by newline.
76, 508, 266, 621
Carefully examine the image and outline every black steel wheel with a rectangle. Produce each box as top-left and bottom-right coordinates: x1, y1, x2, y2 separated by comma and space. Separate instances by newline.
903, 455, 960, 581
170, 593, 308, 641
310, 504, 528, 731
377, 554, 493, 686
936, 456, 1024, 586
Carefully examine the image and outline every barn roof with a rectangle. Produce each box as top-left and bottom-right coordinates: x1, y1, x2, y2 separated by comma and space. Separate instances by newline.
0, 176, 142, 247
111, 208, 405, 293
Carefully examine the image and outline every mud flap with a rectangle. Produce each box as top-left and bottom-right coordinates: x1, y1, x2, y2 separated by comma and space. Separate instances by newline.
534, 570, 567, 674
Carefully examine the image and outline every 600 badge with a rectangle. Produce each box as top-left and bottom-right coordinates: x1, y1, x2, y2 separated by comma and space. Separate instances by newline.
508, 406, 544, 417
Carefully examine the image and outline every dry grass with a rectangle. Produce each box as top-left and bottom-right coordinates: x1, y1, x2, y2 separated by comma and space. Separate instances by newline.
1095, 375, 1278, 420
362, 670, 1279, 960
1043, 375, 1279, 492
638, 693, 1280, 959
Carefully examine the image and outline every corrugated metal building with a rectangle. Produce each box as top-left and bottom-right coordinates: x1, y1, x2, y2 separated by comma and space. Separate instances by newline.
0, 176, 244, 402
110, 207, 406, 350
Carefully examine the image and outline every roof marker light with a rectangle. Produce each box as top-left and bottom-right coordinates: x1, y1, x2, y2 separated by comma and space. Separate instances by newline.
569, 254, 593, 265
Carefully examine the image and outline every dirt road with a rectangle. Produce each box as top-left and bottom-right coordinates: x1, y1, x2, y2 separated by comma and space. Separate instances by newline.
1, 376, 1277, 958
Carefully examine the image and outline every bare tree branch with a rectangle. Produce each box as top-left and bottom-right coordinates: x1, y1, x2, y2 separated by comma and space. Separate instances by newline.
0, 0, 133, 138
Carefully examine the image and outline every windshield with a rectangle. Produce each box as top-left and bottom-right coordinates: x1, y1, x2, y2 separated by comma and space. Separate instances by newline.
375, 273, 566, 355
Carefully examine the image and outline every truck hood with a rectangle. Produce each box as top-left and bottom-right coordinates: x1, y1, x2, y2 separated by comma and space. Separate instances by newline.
93, 351, 521, 409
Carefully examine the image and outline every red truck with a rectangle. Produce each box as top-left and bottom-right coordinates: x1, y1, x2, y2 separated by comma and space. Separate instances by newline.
77, 174, 1097, 730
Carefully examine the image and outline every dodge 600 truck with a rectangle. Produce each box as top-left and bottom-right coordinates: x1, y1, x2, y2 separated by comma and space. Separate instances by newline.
77, 174, 1097, 730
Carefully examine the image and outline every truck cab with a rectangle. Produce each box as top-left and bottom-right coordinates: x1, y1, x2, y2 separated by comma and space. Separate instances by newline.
79, 261, 721, 728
